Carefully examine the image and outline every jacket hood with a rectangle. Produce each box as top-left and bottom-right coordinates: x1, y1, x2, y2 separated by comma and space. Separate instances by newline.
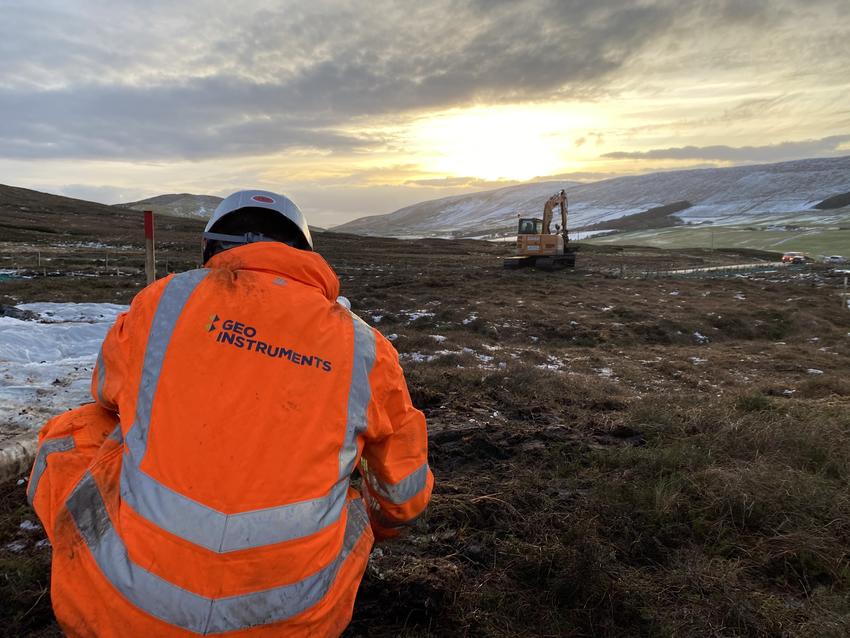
205, 242, 340, 301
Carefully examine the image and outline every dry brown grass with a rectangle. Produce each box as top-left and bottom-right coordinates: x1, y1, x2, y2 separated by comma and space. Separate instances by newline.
2, 216, 850, 636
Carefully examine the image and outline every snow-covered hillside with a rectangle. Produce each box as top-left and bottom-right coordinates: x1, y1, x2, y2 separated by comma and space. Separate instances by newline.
334, 156, 850, 237
121, 193, 223, 220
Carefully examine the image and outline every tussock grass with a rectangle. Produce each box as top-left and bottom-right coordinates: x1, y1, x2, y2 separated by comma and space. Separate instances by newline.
350, 395, 850, 637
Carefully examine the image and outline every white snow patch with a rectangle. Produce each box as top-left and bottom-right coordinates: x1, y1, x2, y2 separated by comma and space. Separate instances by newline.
0, 302, 127, 429
536, 355, 567, 371
693, 331, 710, 344
430, 335, 447, 342
462, 314, 478, 325
4, 540, 27, 553
401, 352, 433, 363
806, 368, 824, 375
405, 310, 435, 322
371, 314, 383, 323
19, 520, 40, 532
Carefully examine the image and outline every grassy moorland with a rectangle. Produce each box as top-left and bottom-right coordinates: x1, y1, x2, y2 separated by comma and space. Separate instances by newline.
2, 195, 850, 636
589, 221, 850, 257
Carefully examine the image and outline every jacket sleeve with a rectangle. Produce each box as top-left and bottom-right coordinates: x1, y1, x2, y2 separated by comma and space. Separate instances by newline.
360, 332, 434, 540
28, 403, 120, 539
91, 310, 131, 412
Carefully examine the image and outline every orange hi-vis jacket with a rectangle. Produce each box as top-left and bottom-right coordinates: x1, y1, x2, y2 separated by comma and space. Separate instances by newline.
27, 242, 434, 637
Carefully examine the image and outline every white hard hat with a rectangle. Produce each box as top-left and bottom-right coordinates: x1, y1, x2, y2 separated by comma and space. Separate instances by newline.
204, 189, 313, 250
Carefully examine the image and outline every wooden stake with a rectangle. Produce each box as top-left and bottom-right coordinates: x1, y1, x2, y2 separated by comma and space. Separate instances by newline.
144, 210, 155, 285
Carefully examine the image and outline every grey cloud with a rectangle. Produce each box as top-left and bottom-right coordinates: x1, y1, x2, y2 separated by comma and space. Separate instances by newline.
602, 135, 850, 162
0, 77, 378, 160
0, 0, 848, 161
404, 176, 519, 189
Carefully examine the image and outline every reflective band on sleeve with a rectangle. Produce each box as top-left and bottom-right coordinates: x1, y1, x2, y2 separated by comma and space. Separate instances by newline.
339, 315, 376, 479
67, 472, 369, 635
367, 463, 430, 505
95, 347, 108, 405
108, 425, 124, 444
27, 436, 76, 505
119, 271, 376, 553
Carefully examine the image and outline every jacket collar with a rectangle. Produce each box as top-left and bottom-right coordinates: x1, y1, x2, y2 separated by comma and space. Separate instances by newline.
205, 242, 340, 301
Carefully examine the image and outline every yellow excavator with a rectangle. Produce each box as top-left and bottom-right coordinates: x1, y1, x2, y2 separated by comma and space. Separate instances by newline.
503, 189, 576, 270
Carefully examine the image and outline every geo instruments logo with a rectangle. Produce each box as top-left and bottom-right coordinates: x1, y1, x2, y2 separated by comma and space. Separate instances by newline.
205, 314, 332, 372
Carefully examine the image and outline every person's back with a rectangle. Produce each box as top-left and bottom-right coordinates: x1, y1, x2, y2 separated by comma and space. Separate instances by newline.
29, 191, 433, 637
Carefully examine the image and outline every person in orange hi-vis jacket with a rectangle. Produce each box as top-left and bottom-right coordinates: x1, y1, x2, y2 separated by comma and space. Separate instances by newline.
27, 190, 434, 637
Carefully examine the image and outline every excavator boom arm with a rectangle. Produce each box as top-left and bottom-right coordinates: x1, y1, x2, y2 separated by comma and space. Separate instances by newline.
560, 190, 568, 242
541, 190, 568, 238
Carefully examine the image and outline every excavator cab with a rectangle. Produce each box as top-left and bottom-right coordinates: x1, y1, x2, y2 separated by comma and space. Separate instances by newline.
518, 218, 544, 235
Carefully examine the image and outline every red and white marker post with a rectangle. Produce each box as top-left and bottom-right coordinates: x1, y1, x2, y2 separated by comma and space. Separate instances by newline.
144, 210, 156, 285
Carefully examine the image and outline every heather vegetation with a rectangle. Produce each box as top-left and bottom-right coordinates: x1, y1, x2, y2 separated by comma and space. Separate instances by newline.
2, 213, 850, 636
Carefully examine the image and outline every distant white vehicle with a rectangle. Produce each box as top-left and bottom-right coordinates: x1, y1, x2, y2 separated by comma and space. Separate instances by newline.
824, 255, 847, 264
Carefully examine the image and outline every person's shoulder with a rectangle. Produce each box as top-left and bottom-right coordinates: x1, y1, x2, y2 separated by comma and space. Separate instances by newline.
127, 268, 206, 313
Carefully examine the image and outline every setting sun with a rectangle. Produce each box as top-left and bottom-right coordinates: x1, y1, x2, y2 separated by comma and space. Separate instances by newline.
409, 104, 601, 181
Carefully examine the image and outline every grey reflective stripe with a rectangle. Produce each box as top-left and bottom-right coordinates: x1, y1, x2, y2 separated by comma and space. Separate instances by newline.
125, 269, 210, 465
121, 461, 350, 552
27, 436, 75, 505
120, 272, 377, 552
67, 471, 369, 635
108, 425, 123, 444
95, 347, 107, 405
339, 315, 376, 479
368, 463, 430, 505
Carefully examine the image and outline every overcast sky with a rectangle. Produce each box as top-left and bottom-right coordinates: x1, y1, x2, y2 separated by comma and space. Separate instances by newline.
1, 0, 848, 226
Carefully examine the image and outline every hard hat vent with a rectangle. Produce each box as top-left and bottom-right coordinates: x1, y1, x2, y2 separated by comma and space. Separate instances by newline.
251, 195, 275, 204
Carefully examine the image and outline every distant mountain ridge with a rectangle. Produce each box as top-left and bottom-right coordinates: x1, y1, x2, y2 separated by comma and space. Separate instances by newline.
121, 193, 223, 220
334, 155, 850, 238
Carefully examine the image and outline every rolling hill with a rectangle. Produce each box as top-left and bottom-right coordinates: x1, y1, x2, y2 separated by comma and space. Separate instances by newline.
333, 155, 850, 238
121, 193, 223, 219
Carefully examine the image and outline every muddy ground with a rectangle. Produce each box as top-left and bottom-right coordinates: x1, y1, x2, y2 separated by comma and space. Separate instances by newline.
2, 213, 850, 636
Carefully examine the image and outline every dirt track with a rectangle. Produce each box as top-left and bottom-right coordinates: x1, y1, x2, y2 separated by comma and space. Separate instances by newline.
3, 217, 850, 636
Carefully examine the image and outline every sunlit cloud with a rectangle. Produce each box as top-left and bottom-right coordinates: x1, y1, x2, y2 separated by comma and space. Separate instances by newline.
0, 0, 847, 224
